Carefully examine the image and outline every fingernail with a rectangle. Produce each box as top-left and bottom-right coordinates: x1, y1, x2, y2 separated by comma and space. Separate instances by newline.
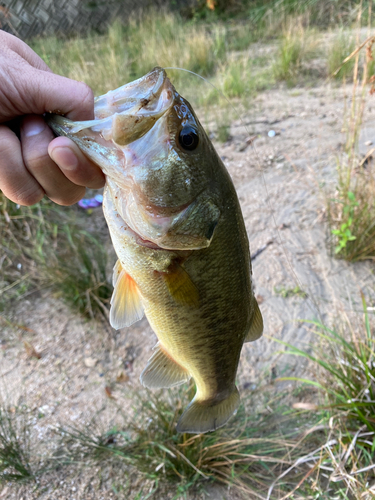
23, 119, 46, 137
50, 147, 78, 171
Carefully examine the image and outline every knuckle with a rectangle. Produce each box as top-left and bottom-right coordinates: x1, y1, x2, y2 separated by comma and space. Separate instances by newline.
78, 82, 94, 117
80, 82, 94, 105
24, 150, 49, 172
51, 189, 84, 207
10, 185, 44, 206
0, 134, 15, 157
81, 82, 94, 102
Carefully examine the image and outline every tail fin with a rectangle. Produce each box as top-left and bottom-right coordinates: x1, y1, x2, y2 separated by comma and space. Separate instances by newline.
176, 387, 240, 434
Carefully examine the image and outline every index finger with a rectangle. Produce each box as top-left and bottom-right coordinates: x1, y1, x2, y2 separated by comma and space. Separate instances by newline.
0, 31, 52, 73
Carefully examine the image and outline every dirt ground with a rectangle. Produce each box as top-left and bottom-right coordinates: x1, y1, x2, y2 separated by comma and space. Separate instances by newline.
2, 82, 375, 499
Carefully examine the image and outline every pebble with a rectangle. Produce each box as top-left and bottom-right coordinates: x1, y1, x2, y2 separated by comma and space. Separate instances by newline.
84, 357, 97, 368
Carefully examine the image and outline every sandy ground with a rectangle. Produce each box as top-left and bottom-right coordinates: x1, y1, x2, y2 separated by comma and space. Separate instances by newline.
1, 83, 375, 499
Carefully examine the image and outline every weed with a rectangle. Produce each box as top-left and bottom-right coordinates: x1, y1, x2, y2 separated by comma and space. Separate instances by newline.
222, 57, 249, 97
283, 299, 375, 432
331, 190, 358, 254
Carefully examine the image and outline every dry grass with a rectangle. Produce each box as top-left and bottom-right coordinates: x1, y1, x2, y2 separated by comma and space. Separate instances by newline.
28, 10, 349, 106
20, 385, 327, 499
30, 13, 226, 97
0, 194, 111, 317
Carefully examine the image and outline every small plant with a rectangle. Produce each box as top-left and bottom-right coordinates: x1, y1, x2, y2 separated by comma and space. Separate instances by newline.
221, 56, 249, 97
274, 285, 308, 298
331, 190, 358, 254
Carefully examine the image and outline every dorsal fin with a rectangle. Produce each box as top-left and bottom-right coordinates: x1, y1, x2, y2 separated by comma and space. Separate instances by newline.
110, 260, 144, 330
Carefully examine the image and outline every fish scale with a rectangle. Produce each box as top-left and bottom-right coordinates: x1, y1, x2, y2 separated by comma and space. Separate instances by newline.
47, 67, 263, 434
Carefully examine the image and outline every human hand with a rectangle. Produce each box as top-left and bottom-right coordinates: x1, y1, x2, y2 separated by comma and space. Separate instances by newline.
0, 30, 105, 206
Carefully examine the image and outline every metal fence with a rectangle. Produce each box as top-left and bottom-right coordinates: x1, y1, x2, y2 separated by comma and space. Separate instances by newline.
0, 0, 185, 40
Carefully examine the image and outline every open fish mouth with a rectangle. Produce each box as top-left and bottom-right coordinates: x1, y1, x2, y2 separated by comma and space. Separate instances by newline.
47, 67, 175, 147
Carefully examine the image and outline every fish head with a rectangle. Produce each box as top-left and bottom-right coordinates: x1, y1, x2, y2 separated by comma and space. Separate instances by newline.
47, 67, 221, 250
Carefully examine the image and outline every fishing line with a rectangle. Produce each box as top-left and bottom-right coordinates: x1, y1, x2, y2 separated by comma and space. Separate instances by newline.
164, 66, 321, 318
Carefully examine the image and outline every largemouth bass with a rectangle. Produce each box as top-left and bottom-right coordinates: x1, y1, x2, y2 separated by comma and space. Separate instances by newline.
47, 68, 263, 434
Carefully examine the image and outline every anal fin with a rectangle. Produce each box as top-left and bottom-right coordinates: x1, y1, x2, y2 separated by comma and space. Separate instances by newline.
110, 260, 144, 330
244, 299, 263, 343
140, 343, 190, 389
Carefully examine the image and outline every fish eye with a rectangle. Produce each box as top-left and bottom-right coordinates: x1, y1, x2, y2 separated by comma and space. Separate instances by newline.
178, 125, 199, 151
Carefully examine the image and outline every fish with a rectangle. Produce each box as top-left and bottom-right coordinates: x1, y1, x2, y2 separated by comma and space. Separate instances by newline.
46, 67, 263, 434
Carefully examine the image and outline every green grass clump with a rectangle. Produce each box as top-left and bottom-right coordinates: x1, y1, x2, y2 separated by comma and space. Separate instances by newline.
222, 57, 249, 97
272, 25, 317, 86
284, 300, 375, 432
327, 30, 355, 79
217, 123, 231, 142
278, 296, 375, 497
0, 194, 111, 317
273, 30, 304, 84
0, 404, 34, 483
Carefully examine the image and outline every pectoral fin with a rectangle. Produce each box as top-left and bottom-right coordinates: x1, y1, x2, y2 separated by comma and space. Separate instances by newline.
244, 300, 263, 343
162, 263, 199, 307
140, 343, 190, 389
110, 260, 144, 329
